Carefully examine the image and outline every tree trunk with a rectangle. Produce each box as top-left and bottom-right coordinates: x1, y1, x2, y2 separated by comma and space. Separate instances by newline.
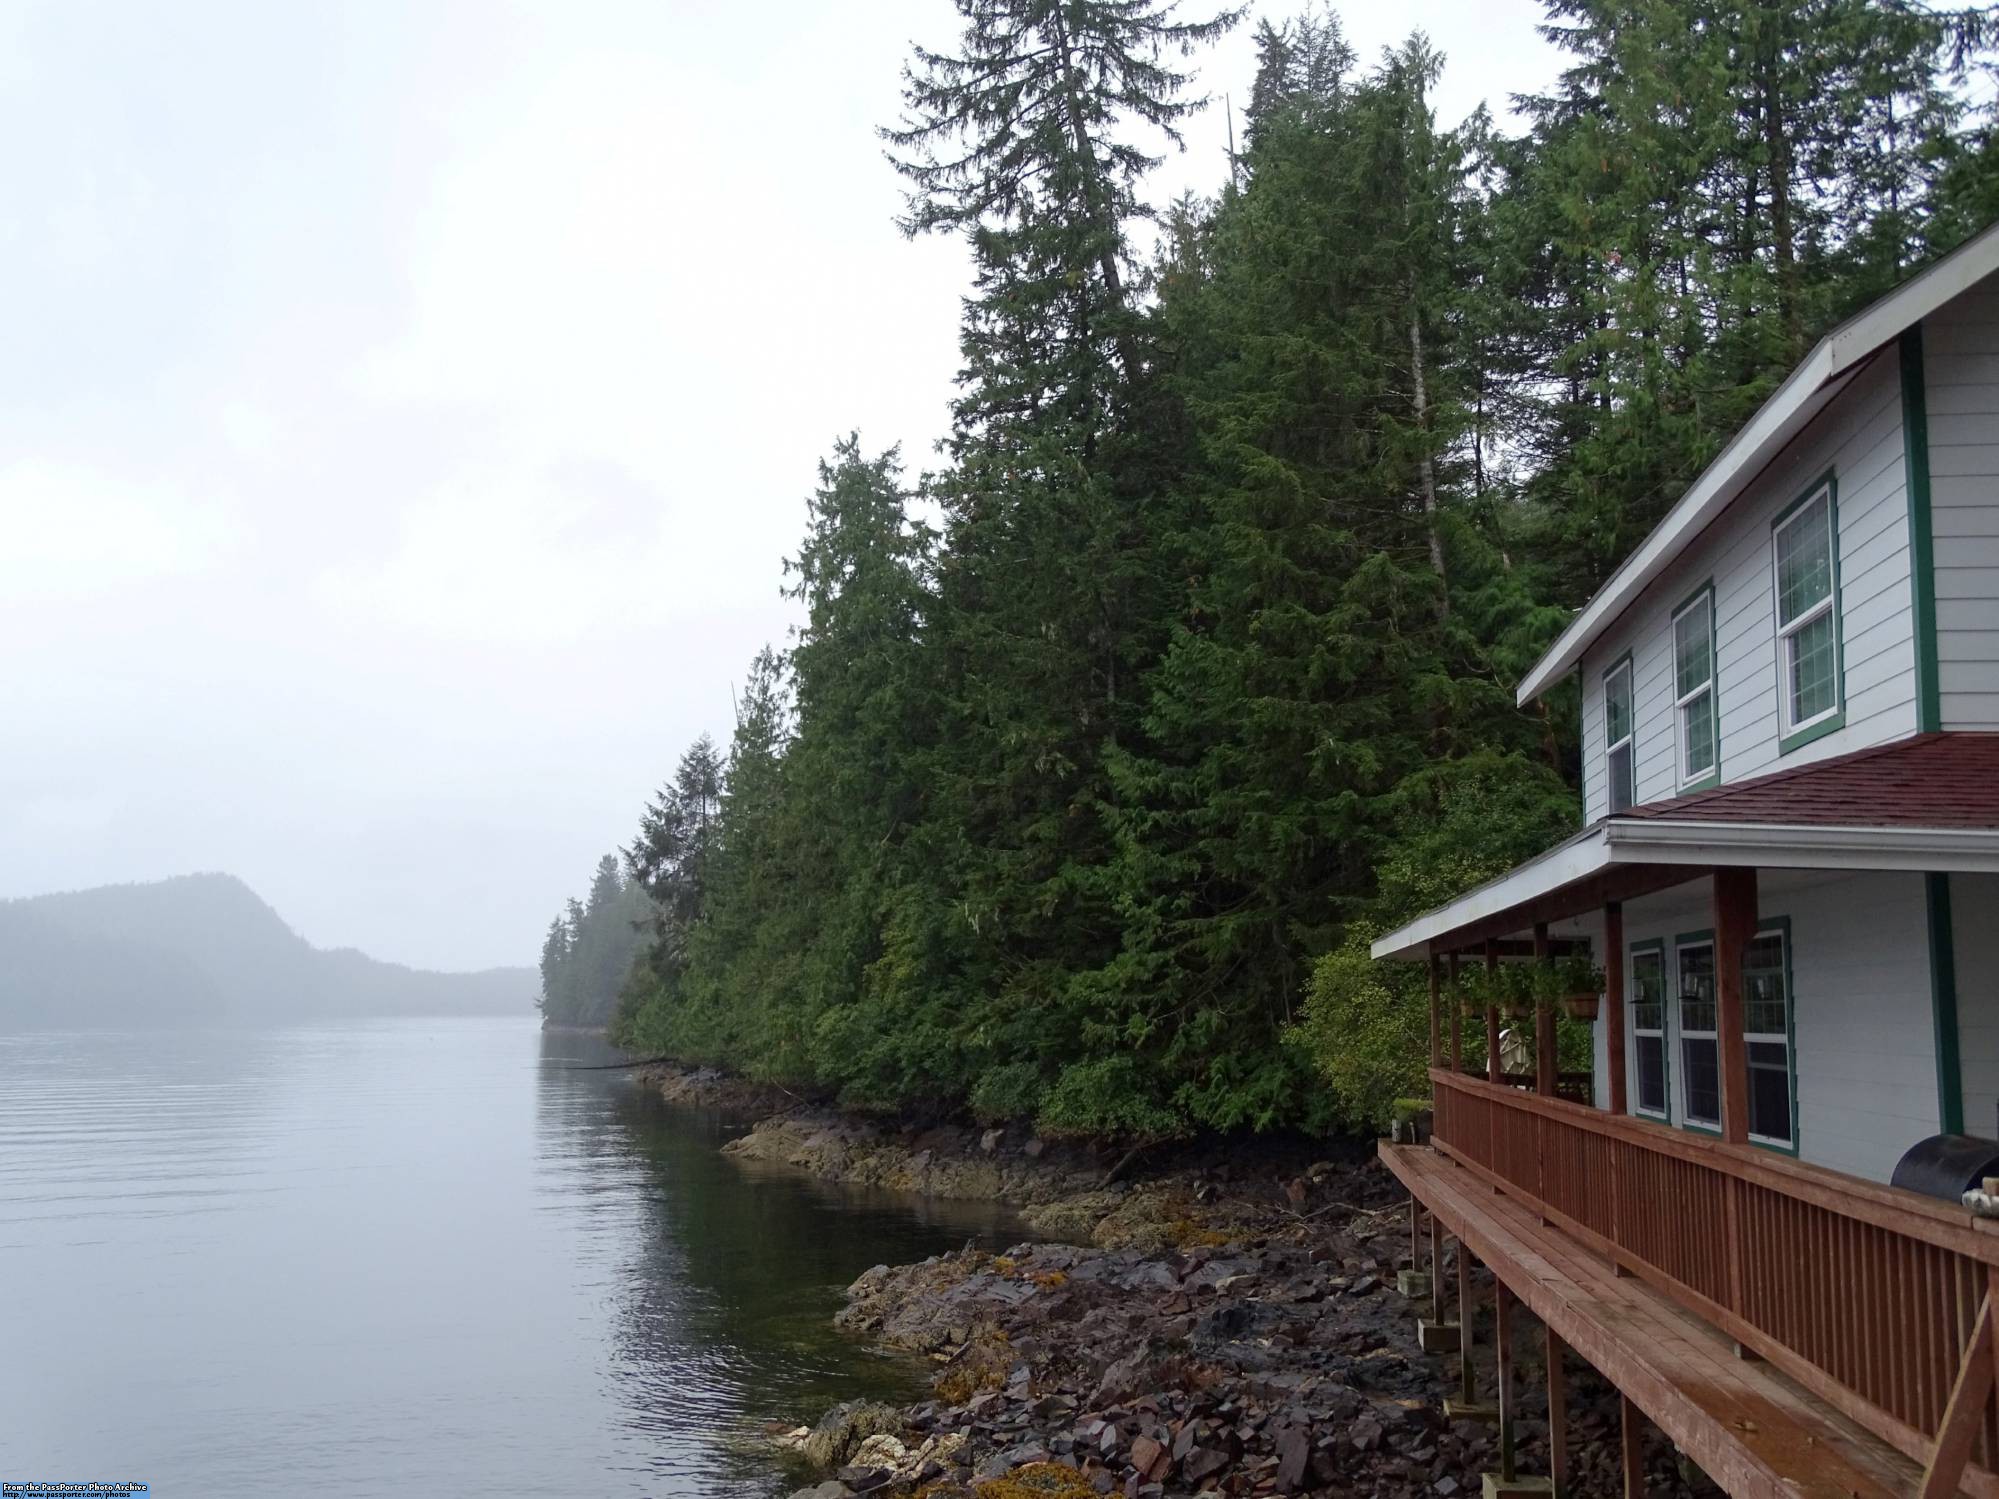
1048, 5, 1142, 379
1409, 305, 1450, 615
1760, 40, 1802, 357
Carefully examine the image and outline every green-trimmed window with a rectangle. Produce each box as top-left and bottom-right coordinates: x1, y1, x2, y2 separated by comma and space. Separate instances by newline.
1673, 588, 1717, 787
1630, 943, 1668, 1118
1744, 928, 1795, 1148
1774, 485, 1840, 738
1604, 658, 1635, 813
1676, 939, 1720, 1129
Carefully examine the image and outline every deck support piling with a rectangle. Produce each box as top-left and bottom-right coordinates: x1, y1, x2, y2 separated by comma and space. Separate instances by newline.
1496, 1280, 1516, 1481
1459, 1240, 1475, 1401
1619, 1393, 1646, 1499
1546, 1327, 1568, 1498
1446, 1236, 1494, 1423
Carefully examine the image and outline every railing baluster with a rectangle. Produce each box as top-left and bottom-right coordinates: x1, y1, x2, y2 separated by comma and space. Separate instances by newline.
1426, 1067, 1999, 1480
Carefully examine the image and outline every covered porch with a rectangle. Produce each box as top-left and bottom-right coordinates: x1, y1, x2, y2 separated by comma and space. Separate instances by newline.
1369, 735, 1999, 1496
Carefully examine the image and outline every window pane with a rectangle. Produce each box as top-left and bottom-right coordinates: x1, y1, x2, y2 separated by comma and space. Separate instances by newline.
1605, 666, 1631, 742
1609, 743, 1634, 813
1789, 610, 1838, 724
1683, 1036, 1720, 1126
1683, 690, 1715, 779
1749, 1043, 1792, 1143
1676, 601, 1712, 698
1637, 1035, 1667, 1114
1744, 934, 1787, 1035
1776, 494, 1832, 626
1631, 951, 1664, 1031
1679, 945, 1715, 1033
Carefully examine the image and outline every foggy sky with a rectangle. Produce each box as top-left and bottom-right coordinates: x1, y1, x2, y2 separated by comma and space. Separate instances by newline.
1, 1, 1558, 972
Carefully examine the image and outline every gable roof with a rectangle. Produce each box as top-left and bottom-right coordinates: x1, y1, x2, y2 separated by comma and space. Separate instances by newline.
1516, 218, 1999, 707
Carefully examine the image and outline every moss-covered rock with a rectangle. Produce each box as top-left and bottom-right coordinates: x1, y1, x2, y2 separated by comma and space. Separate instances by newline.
799, 1398, 904, 1468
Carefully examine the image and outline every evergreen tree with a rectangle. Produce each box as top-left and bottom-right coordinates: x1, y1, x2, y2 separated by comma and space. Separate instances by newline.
536, 916, 571, 1018
537, 859, 654, 1029
575, 0, 1999, 1135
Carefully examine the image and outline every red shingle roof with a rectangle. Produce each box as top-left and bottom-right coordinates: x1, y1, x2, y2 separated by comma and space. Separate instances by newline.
1619, 732, 1999, 829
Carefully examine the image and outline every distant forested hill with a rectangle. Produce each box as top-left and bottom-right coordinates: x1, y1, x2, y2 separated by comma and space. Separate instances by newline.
0, 873, 535, 1026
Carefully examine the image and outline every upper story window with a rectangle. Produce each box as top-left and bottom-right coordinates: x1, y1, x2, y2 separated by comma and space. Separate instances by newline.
1672, 586, 1718, 788
1773, 480, 1842, 746
1603, 657, 1634, 812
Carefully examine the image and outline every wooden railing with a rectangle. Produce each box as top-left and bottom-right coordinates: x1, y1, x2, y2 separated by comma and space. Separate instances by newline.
1431, 1067, 1999, 1484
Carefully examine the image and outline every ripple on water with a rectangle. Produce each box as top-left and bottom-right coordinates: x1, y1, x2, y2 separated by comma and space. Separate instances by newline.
0, 1018, 1016, 1495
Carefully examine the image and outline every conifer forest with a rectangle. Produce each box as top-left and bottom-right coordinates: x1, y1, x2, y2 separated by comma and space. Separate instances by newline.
540, 0, 1999, 1136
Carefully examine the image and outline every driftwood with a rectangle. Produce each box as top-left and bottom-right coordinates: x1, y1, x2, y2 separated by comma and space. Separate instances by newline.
555, 1054, 673, 1071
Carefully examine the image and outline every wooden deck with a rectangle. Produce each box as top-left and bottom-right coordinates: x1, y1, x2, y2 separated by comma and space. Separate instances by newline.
1383, 1142, 1929, 1499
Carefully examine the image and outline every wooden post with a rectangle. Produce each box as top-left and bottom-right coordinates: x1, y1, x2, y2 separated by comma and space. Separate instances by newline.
1495, 1278, 1517, 1482
1534, 921, 1556, 1098
1547, 1326, 1569, 1498
1449, 951, 1464, 1075
1429, 1210, 1443, 1319
1619, 1393, 1646, 1499
1428, 951, 1443, 1071
1921, 1279, 1997, 1498
1485, 939, 1503, 1085
1458, 1237, 1477, 1405
1604, 901, 1628, 1115
1410, 1197, 1422, 1274
1713, 867, 1758, 1145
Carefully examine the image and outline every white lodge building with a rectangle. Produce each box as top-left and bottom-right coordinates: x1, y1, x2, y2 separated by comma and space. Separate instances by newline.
1373, 225, 1999, 1499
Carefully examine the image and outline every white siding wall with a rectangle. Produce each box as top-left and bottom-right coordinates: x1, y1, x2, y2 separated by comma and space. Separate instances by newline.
1923, 281, 1999, 728
1597, 870, 1938, 1184
1578, 356, 1917, 822
1954, 873, 1999, 1138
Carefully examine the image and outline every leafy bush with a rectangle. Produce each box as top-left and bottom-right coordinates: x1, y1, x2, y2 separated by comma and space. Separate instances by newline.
969, 1061, 1046, 1124
1287, 924, 1429, 1132
1035, 1056, 1188, 1142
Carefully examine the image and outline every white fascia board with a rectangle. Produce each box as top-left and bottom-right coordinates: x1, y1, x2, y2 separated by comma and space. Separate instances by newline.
1602, 819, 1999, 874
1823, 222, 1999, 371
1368, 816, 1999, 963
1515, 219, 1999, 709
1369, 827, 1610, 961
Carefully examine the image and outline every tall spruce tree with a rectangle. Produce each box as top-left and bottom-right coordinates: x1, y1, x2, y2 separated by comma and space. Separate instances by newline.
882, 0, 1242, 1135
1094, 20, 1570, 1132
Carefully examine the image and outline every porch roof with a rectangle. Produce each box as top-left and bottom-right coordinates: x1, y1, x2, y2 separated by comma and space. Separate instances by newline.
1370, 732, 1999, 961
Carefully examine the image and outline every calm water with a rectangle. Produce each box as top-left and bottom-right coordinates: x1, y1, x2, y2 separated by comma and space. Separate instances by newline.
0, 1017, 1017, 1496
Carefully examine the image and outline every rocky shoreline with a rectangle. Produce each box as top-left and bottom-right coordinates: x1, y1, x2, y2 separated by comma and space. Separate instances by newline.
636, 1066, 1717, 1499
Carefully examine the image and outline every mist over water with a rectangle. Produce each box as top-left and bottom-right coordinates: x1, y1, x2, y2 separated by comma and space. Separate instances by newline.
0, 1018, 1016, 1495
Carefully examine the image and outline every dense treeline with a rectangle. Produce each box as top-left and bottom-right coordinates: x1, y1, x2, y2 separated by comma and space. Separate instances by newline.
537, 855, 654, 1029
601, 0, 1999, 1134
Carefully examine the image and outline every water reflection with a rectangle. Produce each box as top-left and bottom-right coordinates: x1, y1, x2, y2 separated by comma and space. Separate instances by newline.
535, 1029, 1019, 1492
0, 1019, 1015, 1497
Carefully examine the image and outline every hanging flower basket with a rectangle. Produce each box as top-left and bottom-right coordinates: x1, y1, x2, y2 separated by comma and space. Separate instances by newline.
1541, 952, 1606, 1024
1560, 992, 1600, 1022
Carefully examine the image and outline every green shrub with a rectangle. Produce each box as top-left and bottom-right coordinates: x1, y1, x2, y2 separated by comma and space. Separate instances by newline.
1286, 924, 1429, 1133
969, 1061, 1046, 1124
